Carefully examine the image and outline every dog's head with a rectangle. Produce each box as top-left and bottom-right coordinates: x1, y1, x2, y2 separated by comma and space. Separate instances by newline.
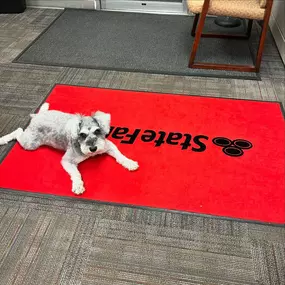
66, 111, 110, 156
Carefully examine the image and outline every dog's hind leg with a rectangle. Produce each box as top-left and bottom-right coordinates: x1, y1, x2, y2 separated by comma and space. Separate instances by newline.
16, 129, 42, 150
0, 128, 23, 145
38, 103, 49, 113
30, 103, 50, 119
0, 128, 40, 150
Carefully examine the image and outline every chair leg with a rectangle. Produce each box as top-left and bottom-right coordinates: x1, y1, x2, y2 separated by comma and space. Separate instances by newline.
191, 14, 200, 37
189, 0, 210, 67
188, 1, 273, 72
255, 0, 274, 72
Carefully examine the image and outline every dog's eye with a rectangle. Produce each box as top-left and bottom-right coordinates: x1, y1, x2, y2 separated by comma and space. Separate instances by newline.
94, 129, 101, 136
79, 133, 87, 139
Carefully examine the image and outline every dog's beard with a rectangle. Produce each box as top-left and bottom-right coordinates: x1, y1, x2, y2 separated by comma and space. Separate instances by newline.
80, 138, 106, 156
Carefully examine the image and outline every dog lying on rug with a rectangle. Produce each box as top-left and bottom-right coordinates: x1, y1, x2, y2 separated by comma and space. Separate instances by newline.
0, 103, 139, 195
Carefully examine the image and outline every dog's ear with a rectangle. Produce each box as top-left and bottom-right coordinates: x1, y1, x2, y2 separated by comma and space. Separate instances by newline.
92, 111, 111, 135
65, 115, 82, 140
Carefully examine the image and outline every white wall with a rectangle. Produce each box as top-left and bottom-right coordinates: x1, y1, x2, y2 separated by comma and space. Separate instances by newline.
269, 0, 285, 63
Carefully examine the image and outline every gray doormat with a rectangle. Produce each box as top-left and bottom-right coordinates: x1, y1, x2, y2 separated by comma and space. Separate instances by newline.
15, 9, 260, 80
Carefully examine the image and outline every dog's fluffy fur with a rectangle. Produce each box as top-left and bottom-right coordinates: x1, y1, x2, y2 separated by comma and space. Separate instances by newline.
0, 103, 139, 194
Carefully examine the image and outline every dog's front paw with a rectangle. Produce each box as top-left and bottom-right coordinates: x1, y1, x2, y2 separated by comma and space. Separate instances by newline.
72, 180, 85, 195
121, 159, 139, 171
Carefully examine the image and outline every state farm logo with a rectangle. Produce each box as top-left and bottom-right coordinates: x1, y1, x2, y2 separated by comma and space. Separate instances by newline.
108, 127, 253, 157
212, 137, 253, 157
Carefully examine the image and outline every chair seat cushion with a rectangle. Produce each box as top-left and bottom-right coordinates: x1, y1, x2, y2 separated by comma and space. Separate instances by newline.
260, 0, 267, 8
187, 0, 265, 20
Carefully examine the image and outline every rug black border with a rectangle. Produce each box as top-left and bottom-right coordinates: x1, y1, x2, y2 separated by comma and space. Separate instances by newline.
13, 8, 261, 81
0, 83, 284, 227
0, 187, 284, 227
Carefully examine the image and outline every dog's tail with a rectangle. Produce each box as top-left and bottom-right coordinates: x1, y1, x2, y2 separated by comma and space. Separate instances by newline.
30, 103, 50, 118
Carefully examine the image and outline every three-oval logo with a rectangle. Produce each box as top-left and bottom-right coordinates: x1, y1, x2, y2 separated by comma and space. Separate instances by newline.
212, 137, 253, 157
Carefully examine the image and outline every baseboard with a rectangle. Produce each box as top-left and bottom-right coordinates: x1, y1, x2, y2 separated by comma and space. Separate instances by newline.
26, 0, 95, 10
27, 6, 64, 10
269, 14, 285, 64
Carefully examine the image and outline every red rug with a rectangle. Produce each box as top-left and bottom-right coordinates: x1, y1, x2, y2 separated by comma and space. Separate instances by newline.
0, 85, 284, 224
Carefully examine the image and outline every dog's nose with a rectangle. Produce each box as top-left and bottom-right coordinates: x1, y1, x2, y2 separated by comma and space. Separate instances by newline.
89, 146, 97, 152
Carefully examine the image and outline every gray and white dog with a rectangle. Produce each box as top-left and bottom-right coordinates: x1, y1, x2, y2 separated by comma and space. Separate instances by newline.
0, 103, 139, 194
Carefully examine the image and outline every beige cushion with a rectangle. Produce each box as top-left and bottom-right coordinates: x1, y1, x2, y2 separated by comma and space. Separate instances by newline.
187, 0, 266, 20
260, 0, 267, 8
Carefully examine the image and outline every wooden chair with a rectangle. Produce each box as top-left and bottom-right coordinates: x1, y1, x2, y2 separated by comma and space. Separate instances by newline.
187, 0, 273, 72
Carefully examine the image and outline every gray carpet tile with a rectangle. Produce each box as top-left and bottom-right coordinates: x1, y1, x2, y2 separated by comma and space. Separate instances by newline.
15, 9, 260, 80
252, 240, 285, 285
0, 7, 284, 285
259, 61, 285, 79
83, 219, 256, 285
57, 67, 105, 87
0, 192, 284, 285
0, 195, 284, 285
0, 208, 89, 285
97, 70, 278, 102
0, 9, 62, 64
0, 64, 63, 115
99, 205, 250, 237
273, 79, 285, 106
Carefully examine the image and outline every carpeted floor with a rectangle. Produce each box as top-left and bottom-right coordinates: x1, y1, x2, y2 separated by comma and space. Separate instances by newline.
0, 8, 284, 285
15, 9, 261, 80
